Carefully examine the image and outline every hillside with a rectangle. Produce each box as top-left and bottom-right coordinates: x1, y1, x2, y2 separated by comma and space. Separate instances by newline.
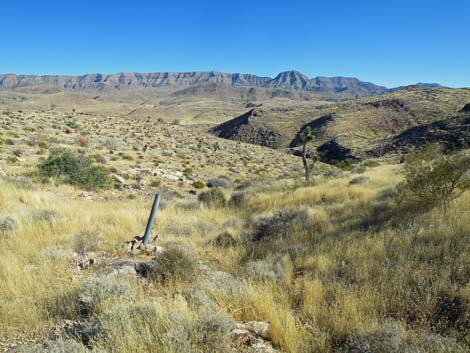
211, 87, 470, 161
373, 105, 470, 155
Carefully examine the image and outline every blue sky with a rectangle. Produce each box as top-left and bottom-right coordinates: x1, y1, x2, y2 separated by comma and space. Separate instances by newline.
1, 0, 468, 87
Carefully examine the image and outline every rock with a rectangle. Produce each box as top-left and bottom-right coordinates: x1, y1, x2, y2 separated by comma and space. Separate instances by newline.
231, 321, 281, 353
97, 258, 151, 278
0, 167, 6, 177
78, 192, 92, 201
235, 321, 270, 339
111, 173, 126, 184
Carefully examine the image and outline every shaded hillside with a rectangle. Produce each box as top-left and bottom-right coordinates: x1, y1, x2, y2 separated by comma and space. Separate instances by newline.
211, 87, 470, 161
371, 105, 470, 155
210, 109, 291, 148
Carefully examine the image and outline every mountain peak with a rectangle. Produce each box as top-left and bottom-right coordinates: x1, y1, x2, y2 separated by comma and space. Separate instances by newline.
268, 70, 313, 90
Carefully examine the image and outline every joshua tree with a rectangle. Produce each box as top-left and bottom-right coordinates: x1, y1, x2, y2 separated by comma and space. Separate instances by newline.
299, 126, 319, 181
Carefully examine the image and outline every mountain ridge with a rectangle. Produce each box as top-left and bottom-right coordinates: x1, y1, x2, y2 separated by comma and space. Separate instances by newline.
0, 70, 388, 98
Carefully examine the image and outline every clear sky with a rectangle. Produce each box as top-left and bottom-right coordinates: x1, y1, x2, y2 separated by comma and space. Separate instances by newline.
1, 0, 469, 88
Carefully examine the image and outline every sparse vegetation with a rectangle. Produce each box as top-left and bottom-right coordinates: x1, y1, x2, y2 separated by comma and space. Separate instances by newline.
1, 89, 470, 353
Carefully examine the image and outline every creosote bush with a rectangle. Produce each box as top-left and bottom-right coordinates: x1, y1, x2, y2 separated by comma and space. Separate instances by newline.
38, 148, 111, 190
403, 145, 470, 209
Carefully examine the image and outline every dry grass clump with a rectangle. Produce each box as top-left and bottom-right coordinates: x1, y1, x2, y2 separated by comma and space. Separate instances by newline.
73, 231, 102, 255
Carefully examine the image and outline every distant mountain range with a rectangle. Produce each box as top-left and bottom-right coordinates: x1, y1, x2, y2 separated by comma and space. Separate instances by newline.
0, 70, 394, 98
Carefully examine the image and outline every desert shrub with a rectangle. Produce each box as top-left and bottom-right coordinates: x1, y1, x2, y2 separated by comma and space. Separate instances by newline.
73, 231, 102, 255
76, 136, 88, 147
121, 154, 133, 161
193, 180, 205, 189
0, 215, 17, 235
78, 276, 133, 316
195, 220, 214, 237
210, 230, 238, 247
250, 208, 312, 242
433, 290, 470, 339
29, 338, 88, 353
343, 322, 403, 353
245, 255, 292, 282
187, 312, 234, 352
349, 175, 370, 185
343, 322, 466, 353
183, 288, 218, 312
324, 168, 343, 178
403, 145, 470, 209
198, 188, 226, 207
149, 247, 197, 283
93, 154, 107, 164
95, 301, 232, 353
31, 209, 60, 223
38, 149, 111, 190
150, 179, 161, 187
66, 320, 102, 347
206, 177, 232, 188
229, 191, 251, 208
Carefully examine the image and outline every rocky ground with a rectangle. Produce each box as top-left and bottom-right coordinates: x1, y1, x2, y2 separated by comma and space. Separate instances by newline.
0, 109, 310, 199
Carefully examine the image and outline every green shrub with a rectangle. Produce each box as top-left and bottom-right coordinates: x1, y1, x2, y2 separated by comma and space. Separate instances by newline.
38, 149, 111, 190
402, 145, 470, 209
193, 180, 205, 189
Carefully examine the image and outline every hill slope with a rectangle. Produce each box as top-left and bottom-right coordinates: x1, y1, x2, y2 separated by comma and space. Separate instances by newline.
211, 87, 470, 161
